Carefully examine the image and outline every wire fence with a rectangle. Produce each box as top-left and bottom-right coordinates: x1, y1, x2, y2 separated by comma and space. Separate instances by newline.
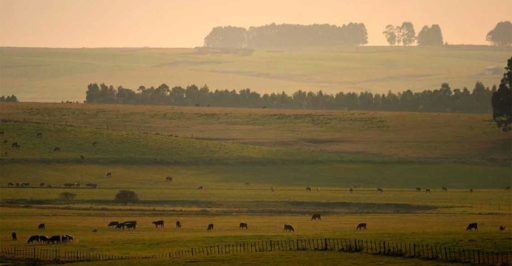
1, 238, 511, 265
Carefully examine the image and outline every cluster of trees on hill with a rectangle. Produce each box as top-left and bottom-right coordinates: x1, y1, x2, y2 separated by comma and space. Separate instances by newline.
0, 95, 18, 102
492, 57, 512, 131
383, 21, 512, 47
204, 23, 367, 48
85, 82, 496, 114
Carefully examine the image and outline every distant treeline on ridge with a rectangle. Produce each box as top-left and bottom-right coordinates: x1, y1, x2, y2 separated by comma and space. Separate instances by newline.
204, 23, 368, 48
85, 82, 494, 113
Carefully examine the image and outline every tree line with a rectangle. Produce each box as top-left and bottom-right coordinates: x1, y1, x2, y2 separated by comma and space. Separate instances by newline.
0, 95, 18, 102
204, 23, 368, 48
85, 82, 496, 114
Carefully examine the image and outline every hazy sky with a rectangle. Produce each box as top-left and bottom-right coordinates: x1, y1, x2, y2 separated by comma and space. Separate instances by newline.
0, 0, 510, 47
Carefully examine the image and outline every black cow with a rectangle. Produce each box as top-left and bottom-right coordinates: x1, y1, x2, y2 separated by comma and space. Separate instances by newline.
153, 220, 164, 228
124, 221, 136, 230
116, 223, 125, 230
311, 214, 321, 220
62, 235, 73, 242
176, 221, 181, 228
92, 141, 98, 146
166, 176, 173, 182
39, 182, 45, 187
469, 188, 474, 193
108, 221, 119, 228
36, 132, 42, 138
377, 188, 384, 193
356, 223, 367, 230
284, 224, 295, 232
306, 187, 311, 192
425, 189, 431, 193
38, 223, 45, 230
466, 223, 478, 231
39, 235, 49, 243
499, 225, 506, 231
11, 142, 20, 148
48, 235, 62, 244
239, 223, 248, 229
415, 187, 421, 192
106, 172, 112, 177
11, 232, 16, 241
207, 224, 214, 231
442, 186, 448, 192
27, 235, 40, 244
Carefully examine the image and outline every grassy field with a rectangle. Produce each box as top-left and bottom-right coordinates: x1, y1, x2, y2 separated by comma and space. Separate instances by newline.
1, 46, 511, 102
0, 102, 511, 264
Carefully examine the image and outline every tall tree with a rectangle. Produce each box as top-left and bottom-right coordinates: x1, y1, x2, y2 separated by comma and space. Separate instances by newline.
492, 57, 512, 131
417, 25, 443, 46
399, 22, 416, 46
487, 21, 512, 46
204, 26, 247, 48
383, 25, 398, 45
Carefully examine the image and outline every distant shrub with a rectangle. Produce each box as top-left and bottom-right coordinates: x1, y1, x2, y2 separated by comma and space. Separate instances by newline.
0, 95, 18, 102
59, 192, 76, 201
115, 190, 139, 205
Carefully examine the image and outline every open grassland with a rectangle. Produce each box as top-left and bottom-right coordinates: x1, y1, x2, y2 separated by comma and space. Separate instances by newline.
1, 46, 511, 102
0, 102, 511, 264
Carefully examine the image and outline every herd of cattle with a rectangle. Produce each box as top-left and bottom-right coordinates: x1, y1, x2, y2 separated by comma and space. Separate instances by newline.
7, 182, 98, 189
10, 214, 506, 245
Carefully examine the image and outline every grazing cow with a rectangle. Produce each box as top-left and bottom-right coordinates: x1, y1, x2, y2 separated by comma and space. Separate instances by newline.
377, 188, 383, 193
207, 224, 214, 231
197, 186, 203, 190
7, 182, 14, 187
48, 235, 62, 244
166, 176, 173, 182
21, 182, 29, 187
176, 221, 181, 228
11, 142, 20, 148
356, 223, 367, 230
469, 188, 474, 193
92, 229, 98, 232
27, 235, 40, 244
152, 220, 164, 228
92, 141, 98, 146
466, 223, 478, 231
499, 226, 506, 231
62, 235, 73, 242
106, 172, 112, 177
306, 186, 311, 192
108, 221, 119, 228
415, 187, 421, 192
425, 189, 431, 193
36, 132, 42, 138
86, 183, 97, 189
442, 186, 448, 192
284, 224, 295, 232
53, 147, 60, 152
38, 223, 45, 230
39, 236, 49, 243
11, 232, 16, 241
116, 223, 125, 230
311, 214, 321, 220
40, 182, 45, 187
239, 223, 248, 229
15, 183, 19, 187
47, 184, 52, 188
64, 183, 74, 188
124, 221, 137, 230
349, 188, 353, 193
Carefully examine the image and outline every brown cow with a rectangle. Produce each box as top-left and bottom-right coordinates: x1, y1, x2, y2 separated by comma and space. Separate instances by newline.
311, 214, 321, 220
284, 224, 295, 232
239, 223, 248, 229
207, 224, 214, 231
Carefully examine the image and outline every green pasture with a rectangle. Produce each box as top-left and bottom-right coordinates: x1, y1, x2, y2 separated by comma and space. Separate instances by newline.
1, 46, 511, 102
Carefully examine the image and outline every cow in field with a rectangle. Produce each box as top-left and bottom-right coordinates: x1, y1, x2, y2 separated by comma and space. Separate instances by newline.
92, 141, 98, 146
11, 232, 16, 241
207, 224, 214, 231
425, 189, 431, 193
356, 223, 367, 230
27, 235, 40, 244
166, 176, 173, 182
349, 188, 353, 193
7, 182, 14, 187
306, 186, 311, 192
62, 235, 73, 242
311, 214, 321, 220
442, 187, 448, 192
64, 183, 74, 188
38, 223, 45, 230
197, 186, 203, 190
239, 223, 248, 229
284, 224, 295, 232
415, 187, 421, 192
469, 188, 474, 193
124, 221, 137, 230
21, 183, 29, 187
36, 132, 42, 138
48, 235, 62, 244
466, 223, 478, 231
176, 221, 181, 228
11, 142, 20, 148
116, 223, 125, 230
106, 172, 112, 177
40, 182, 45, 187
153, 220, 164, 228
500, 226, 506, 231
377, 188, 383, 193
53, 147, 60, 152
108, 221, 119, 228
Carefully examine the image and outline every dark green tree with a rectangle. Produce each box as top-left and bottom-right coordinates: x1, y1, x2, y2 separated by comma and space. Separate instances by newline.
115, 190, 139, 205
417, 25, 443, 46
487, 21, 512, 46
492, 57, 512, 131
